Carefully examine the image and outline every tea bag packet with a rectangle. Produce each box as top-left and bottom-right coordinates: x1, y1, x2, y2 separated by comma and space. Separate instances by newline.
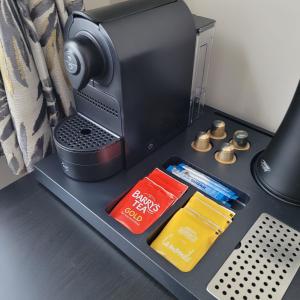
185, 192, 234, 232
151, 191, 235, 272
110, 170, 188, 234
151, 208, 220, 272
148, 169, 188, 202
191, 192, 235, 220
184, 206, 222, 234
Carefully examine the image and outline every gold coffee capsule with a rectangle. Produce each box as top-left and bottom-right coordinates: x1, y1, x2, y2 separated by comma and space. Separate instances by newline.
231, 130, 250, 151
215, 142, 236, 164
209, 120, 227, 140
191, 131, 212, 152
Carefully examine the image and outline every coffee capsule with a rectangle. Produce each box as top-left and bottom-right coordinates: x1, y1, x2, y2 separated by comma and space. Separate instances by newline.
191, 131, 212, 152
232, 130, 250, 151
215, 143, 236, 164
209, 120, 227, 140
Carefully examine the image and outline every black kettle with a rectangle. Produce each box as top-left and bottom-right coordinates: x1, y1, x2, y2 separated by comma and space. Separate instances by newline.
253, 80, 300, 205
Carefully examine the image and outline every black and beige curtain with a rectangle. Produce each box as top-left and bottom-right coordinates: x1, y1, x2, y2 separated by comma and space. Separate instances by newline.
0, 0, 84, 175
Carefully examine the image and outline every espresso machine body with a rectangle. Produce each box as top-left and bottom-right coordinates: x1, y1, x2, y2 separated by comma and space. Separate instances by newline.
57, 0, 196, 180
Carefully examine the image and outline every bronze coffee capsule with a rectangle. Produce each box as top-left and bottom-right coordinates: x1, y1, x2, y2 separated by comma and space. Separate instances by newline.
209, 120, 227, 140
215, 143, 236, 164
192, 131, 212, 152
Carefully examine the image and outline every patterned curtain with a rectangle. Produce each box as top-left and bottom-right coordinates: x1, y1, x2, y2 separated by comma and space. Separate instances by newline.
0, 0, 84, 175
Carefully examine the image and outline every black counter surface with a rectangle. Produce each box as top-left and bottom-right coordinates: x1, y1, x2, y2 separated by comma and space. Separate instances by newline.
0, 175, 174, 300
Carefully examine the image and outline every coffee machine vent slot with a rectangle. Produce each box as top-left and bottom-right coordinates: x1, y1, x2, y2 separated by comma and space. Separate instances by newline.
55, 114, 119, 152
76, 90, 119, 117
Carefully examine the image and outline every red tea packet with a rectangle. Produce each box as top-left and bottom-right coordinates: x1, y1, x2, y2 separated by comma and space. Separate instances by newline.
110, 169, 188, 234
148, 169, 188, 200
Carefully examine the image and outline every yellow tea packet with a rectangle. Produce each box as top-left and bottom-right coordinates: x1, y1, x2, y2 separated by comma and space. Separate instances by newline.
184, 206, 222, 233
151, 208, 219, 272
185, 192, 234, 232
190, 192, 235, 219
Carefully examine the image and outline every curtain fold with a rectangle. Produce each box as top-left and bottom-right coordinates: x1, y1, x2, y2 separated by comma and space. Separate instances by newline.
0, 71, 26, 174
0, 0, 84, 174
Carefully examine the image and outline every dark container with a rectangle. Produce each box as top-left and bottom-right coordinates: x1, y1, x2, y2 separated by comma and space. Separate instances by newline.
253, 81, 300, 205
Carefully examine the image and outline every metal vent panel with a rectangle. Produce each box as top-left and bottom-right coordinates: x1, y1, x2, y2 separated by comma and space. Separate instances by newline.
207, 213, 300, 300
55, 114, 119, 152
76, 90, 119, 117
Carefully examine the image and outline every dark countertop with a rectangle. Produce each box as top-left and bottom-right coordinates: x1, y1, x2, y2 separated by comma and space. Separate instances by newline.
0, 175, 174, 300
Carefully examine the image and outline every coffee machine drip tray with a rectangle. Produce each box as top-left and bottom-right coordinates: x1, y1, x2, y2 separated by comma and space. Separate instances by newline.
54, 113, 124, 181
207, 213, 300, 300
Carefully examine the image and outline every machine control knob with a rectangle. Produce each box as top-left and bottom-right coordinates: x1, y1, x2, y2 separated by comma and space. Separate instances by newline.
191, 131, 212, 152
232, 130, 250, 151
64, 50, 80, 75
215, 142, 236, 164
209, 120, 227, 139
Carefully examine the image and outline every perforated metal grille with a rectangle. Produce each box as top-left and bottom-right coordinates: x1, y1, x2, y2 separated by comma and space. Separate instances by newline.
207, 213, 300, 300
55, 114, 118, 151
76, 90, 119, 117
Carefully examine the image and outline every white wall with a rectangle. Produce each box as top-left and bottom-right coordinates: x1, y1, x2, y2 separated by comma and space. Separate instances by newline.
185, 0, 300, 132
84, 0, 111, 10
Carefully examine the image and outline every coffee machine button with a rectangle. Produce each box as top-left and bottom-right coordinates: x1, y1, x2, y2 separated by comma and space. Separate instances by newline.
64, 51, 80, 75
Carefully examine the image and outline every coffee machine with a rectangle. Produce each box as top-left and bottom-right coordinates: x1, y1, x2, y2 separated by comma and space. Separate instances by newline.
55, 0, 197, 181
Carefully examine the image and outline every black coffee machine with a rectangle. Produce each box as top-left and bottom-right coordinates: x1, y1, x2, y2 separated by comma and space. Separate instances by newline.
54, 0, 196, 181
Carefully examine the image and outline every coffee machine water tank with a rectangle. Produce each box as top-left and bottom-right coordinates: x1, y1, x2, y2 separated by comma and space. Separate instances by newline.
253, 81, 300, 205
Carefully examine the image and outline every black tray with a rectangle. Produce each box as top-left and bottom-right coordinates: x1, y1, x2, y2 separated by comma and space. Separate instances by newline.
35, 106, 300, 300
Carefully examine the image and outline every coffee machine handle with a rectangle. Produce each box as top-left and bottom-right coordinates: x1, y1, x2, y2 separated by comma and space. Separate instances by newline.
64, 32, 107, 90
